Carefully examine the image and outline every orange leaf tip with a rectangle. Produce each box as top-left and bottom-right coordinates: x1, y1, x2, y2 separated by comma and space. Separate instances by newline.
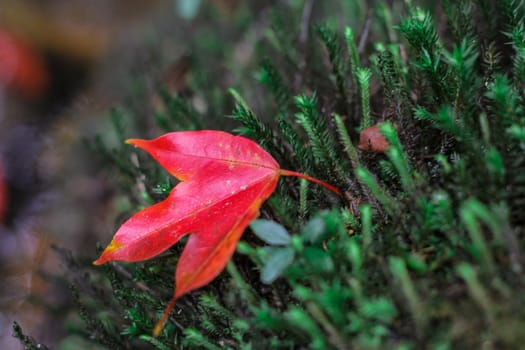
93, 239, 122, 265
125, 138, 142, 146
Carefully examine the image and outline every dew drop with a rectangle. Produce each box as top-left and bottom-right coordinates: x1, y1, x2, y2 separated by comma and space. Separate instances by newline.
240, 185, 247, 191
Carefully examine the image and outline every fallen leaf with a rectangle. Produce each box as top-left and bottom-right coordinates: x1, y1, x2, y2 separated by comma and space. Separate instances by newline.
358, 124, 390, 153
93, 130, 339, 335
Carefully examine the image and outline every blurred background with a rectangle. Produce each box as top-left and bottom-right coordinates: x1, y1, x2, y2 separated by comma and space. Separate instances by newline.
0, 0, 248, 348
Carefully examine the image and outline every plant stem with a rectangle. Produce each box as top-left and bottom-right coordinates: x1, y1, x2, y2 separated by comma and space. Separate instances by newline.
280, 169, 341, 195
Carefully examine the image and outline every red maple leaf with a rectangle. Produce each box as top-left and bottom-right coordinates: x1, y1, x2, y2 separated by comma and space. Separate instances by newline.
93, 130, 339, 335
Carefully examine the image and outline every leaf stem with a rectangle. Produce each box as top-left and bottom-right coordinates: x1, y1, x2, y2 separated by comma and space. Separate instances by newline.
280, 169, 341, 195
153, 296, 177, 337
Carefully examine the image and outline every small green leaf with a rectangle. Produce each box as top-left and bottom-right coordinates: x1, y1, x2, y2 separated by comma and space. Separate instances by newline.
302, 217, 326, 243
250, 220, 291, 246
304, 247, 334, 273
261, 247, 295, 283
507, 124, 525, 141
485, 147, 504, 178
405, 253, 427, 273
358, 297, 398, 323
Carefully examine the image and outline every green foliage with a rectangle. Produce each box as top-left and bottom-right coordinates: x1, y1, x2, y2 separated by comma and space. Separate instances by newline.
294, 94, 348, 188
21, 1, 525, 349
356, 67, 372, 129
12, 322, 50, 350
399, 8, 452, 105
258, 57, 291, 114
156, 89, 204, 131
316, 23, 349, 106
